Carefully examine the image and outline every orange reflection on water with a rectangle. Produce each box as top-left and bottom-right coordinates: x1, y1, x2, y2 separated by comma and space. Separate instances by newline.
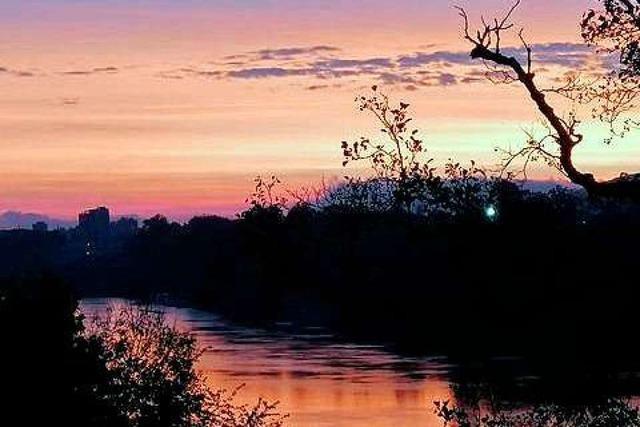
186, 313, 455, 427
83, 300, 455, 427
204, 371, 452, 427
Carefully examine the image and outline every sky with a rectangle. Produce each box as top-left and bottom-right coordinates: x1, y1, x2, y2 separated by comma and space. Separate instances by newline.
1, 0, 635, 220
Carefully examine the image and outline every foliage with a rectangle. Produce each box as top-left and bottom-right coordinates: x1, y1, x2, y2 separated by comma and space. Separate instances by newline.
240, 176, 288, 225
424, 160, 493, 222
582, 0, 640, 79
337, 86, 515, 219
322, 177, 399, 213
88, 305, 212, 427
458, 1, 640, 200
88, 304, 287, 427
341, 86, 437, 210
0, 276, 287, 427
142, 215, 183, 237
0, 276, 126, 426
246, 175, 288, 210
435, 399, 640, 427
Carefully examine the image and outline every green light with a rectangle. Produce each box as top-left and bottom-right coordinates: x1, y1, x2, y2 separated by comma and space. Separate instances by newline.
485, 205, 497, 219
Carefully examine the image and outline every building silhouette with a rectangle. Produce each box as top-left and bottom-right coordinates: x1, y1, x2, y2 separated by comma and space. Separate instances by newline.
79, 207, 110, 243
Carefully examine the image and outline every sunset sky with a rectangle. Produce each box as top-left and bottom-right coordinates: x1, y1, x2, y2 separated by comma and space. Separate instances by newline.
1, 0, 636, 220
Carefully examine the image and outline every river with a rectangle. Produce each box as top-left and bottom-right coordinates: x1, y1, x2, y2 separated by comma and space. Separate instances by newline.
81, 299, 455, 427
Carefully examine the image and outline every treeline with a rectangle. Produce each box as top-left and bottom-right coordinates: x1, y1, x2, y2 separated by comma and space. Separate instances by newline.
3, 180, 640, 366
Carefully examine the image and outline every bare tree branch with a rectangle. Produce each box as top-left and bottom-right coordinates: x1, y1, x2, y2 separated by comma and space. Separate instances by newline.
458, 1, 640, 201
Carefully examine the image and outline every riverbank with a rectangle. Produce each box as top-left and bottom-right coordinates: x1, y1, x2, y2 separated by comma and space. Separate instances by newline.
4, 185, 640, 405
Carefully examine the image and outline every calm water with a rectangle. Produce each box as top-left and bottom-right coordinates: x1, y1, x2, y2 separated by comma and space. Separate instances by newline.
81, 299, 455, 427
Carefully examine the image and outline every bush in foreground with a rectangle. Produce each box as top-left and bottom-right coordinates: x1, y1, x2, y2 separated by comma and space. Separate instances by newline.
435, 399, 640, 427
87, 304, 288, 427
0, 275, 286, 427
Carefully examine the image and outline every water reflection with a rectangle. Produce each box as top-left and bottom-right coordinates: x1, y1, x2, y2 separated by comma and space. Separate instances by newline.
81, 299, 453, 427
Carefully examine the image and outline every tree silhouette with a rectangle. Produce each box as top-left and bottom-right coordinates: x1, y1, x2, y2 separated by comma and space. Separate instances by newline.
340, 87, 506, 219
582, 0, 640, 79
88, 304, 287, 427
240, 175, 288, 225
341, 86, 437, 210
457, 1, 640, 201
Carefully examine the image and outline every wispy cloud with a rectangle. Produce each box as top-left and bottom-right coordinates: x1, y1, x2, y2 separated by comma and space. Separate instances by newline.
255, 45, 340, 60
9, 42, 603, 91
167, 42, 607, 90
313, 58, 393, 69
0, 67, 37, 77
60, 66, 119, 76
228, 67, 311, 79
306, 84, 330, 91
220, 45, 341, 67
398, 51, 473, 68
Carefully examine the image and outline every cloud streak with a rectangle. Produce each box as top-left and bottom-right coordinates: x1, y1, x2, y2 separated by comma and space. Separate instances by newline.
1, 42, 605, 92
60, 66, 119, 76
0, 67, 37, 77
254, 45, 340, 60
228, 67, 311, 79
164, 42, 608, 91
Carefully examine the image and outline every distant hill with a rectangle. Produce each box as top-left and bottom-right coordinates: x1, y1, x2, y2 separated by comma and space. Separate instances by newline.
0, 211, 75, 230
